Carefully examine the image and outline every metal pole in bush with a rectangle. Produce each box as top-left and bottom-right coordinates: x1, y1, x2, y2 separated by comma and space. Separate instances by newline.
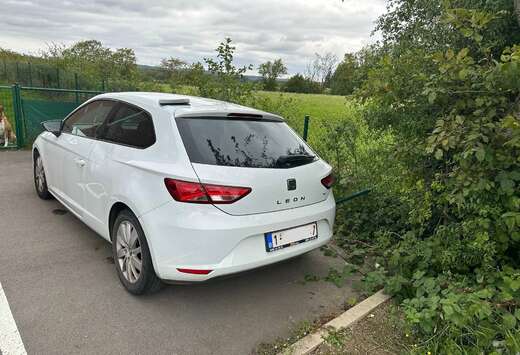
335, 188, 372, 205
74, 73, 79, 105
303, 115, 310, 141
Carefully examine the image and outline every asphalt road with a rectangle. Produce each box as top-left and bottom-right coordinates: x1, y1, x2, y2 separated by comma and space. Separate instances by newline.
0, 150, 359, 355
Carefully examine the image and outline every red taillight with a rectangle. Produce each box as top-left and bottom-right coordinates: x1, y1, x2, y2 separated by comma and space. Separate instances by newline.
164, 178, 251, 204
164, 179, 209, 203
203, 183, 252, 203
321, 173, 335, 189
177, 268, 213, 275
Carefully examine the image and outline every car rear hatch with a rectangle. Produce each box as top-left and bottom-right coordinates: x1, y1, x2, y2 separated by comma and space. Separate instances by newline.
174, 114, 333, 216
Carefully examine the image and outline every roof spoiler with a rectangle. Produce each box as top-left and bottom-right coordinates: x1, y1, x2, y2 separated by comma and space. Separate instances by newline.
175, 110, 284, 122
159, 98, 190, 106
227, 112, 263, 119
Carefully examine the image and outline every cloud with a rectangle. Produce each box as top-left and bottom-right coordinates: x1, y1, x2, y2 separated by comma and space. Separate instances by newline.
0, 0, 386, 74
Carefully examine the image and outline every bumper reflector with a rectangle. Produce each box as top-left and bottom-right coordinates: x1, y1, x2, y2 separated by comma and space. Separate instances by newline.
176, 268, 213, 275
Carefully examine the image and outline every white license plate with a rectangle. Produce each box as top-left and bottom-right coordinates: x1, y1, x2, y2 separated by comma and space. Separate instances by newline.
264, 222, 318, 252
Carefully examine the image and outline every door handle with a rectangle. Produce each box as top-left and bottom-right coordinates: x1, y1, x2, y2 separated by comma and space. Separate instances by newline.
75, 158, 86, 167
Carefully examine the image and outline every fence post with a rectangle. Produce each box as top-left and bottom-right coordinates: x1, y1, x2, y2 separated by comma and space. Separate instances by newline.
28, 62, 33, 87
15, 62, 19, 82
74, 73, 79, 104
56, 67, 61, 88
303, 115, 310, 141
11, 84, 24, 148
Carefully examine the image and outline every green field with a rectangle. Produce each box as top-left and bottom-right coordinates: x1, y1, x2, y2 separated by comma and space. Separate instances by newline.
157, 83, 357, 138
161, 84, 351, 123
258, 91, 350, 121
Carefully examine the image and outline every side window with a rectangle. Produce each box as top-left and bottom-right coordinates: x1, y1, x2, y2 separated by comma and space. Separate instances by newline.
101, 103, 155, 148
62, 100, 116, 138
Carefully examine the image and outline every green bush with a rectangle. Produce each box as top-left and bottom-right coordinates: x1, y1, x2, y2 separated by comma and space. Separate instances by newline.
283, 74, 322, 94
195, 38, 256, 104
335, 4, 520, 353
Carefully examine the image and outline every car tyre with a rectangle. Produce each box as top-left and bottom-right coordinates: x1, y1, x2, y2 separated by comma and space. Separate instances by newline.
112, 209, 162, 295
34, 152, 52, 200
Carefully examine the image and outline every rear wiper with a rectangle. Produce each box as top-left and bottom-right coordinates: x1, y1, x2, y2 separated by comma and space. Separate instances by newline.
275, 154, 316, 168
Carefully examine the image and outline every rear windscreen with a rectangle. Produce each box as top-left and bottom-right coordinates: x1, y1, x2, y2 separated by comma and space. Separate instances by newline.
175, 117, 316, 168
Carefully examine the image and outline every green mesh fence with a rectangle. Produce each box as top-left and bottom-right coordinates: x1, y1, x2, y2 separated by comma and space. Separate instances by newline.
0, 60, 107, 91
19, 87, 101, 144
0, 60, 139, 92
21, 99, 78, 143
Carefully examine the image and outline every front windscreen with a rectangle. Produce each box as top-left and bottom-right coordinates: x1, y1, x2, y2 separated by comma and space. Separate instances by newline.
175, 117, 316, 168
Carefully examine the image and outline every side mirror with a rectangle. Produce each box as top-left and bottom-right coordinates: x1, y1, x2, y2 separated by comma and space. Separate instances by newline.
41, 120, 62, 137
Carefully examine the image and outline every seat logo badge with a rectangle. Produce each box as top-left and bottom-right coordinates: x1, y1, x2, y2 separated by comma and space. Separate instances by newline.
287, 178, 297, 191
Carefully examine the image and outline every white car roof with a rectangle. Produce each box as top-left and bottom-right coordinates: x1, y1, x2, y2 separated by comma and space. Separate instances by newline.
93, 92, 284, 121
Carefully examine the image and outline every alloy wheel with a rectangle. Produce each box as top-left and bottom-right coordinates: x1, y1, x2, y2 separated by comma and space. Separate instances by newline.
115, 221, 142, 283
35, 156, 46, 193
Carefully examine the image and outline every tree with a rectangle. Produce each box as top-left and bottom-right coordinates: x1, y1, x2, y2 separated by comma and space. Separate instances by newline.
198, 38, 254, 103
515, 0, 520, 117
160, 57, 187, 73
42, 40, 138, 90
160, 57, 189, 87
330, 47, 380, 95
183, 62, 206, 87
516, 0, 520, 25
305, 52, 338, 89
283, 74, 321, 94
374, 0, 520, 56
258, 59, 287, 91
112, 48, 137, 77
329, 53, 359, 95
0, 48, 26, 61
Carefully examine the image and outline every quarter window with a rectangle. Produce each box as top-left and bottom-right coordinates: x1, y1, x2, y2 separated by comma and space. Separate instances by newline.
100, 103, 155, 148
62, 100, 116, 138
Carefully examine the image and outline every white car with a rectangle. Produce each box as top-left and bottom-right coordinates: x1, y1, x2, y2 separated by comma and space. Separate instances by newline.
33, 92, 336, 294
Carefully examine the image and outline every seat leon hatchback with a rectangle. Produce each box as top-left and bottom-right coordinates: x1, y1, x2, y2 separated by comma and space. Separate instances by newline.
33, 92, 336, 294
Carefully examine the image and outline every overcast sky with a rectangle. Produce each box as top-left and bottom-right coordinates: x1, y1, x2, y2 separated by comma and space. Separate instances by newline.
0, 0, 386, 75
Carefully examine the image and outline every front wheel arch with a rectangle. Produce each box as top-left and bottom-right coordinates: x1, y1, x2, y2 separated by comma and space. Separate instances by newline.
33, 147, 42, 168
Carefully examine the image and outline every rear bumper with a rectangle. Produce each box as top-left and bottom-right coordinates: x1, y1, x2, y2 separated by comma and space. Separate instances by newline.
139, 194, 336, 282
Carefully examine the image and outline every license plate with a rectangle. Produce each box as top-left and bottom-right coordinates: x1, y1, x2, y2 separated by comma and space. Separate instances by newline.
264, 222, 318, 252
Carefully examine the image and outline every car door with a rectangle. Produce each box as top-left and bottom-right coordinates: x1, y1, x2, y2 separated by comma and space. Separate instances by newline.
82, 102, 156, 238
40, 131, 65, 196
59, 100, 118, 218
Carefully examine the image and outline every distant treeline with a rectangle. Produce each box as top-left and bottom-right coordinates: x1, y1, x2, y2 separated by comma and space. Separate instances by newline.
0, 41, 373, 95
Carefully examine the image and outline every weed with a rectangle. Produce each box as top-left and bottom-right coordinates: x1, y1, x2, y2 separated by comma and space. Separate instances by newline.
322, 327, 351, 350
254, 320, 319, 355
324, 264, 356, 288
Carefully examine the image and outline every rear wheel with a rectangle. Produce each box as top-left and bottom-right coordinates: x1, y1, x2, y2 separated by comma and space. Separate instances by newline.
34, 152, 51, 200
112, 209, 162, 295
